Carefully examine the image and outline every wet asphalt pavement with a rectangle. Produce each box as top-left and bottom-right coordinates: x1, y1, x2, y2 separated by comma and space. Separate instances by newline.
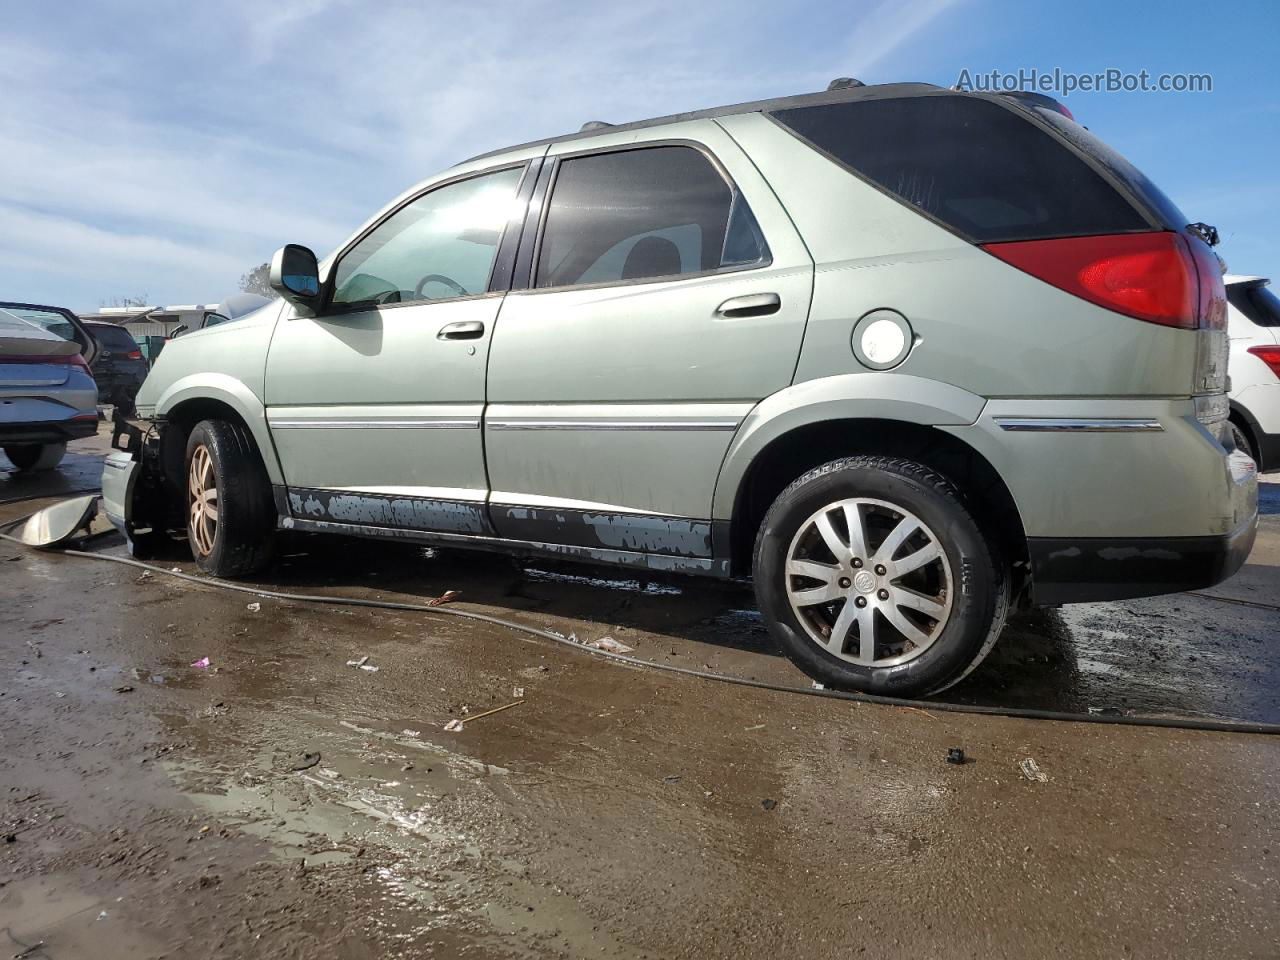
2, 431, 1279, 959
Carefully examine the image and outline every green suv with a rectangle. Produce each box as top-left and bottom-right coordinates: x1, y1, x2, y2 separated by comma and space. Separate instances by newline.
104, 82, 1258, 695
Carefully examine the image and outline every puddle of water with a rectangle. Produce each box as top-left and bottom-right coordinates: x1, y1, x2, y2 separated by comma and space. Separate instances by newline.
0, 879, 166, 958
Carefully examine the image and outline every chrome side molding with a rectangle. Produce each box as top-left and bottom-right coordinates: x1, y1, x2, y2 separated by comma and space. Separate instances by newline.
993, 417, 1164, 433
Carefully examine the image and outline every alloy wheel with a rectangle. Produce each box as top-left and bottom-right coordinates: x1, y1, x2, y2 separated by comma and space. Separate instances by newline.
188, 444, 218, 557
785, 497, 953, 667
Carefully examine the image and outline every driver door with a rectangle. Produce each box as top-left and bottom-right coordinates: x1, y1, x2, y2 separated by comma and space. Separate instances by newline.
264, 162, 528, 536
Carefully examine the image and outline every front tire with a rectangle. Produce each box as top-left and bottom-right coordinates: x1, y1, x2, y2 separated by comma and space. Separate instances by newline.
4, 442, 67, 472
184, 419, 275, 577
753, 456, 1008, 696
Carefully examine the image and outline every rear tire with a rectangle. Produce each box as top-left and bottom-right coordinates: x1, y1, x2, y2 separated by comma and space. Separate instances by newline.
184, 419, 275, 577
1230, 420, 1256, 465
753, 456, 1009, 696
4, 442, 67, 472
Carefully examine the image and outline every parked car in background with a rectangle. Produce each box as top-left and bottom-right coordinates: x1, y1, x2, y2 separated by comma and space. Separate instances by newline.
84, 321, 147, 412
168, 293, 272, 338
1226, 274, 1280, 472
0, 302, 99, 471
106, 81, 1255, 694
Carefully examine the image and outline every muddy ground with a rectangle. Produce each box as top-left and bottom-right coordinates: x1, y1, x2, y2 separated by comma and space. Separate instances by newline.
2, 429, 1278, 959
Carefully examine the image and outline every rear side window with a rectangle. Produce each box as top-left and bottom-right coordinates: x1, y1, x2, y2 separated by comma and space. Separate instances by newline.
536, 146, 768, 289
1228, 282, 1280, 328
769, 95, 1151, 243
90, 325, 139, 350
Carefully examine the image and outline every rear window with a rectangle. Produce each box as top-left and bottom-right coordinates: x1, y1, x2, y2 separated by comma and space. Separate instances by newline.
769, 95, 1151, 243
1228, 281, 1280, 328
89, 325, 139, 350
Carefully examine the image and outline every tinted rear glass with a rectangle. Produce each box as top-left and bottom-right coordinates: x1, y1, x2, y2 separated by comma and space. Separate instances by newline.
1228, 282, 1280, 328
769, 95, 1151, 243
89, 325, 139, 349
1026, 106, 1187, 230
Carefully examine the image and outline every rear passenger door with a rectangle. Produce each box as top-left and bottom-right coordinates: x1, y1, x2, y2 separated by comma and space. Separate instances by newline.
484, 121, 813, 567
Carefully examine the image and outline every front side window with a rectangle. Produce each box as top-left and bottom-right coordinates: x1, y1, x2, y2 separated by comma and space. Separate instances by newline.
536, 146, 768, 289
332, 166, 525, 308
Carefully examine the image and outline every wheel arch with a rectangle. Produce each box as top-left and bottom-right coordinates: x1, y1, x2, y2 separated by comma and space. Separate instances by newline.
153, 375, 282, 486
716, 381, 1027, 584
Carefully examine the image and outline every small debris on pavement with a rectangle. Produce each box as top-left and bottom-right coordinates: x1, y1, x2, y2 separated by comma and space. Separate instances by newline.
445, 699, 525, 732
662, 775, 682, 784
427, 589, 460, 607
246, 602, 261, 612
761, 798, 778, 811
345, 655, 379, 672
114, 685, 135, 694
512, 686, 524, 698
190, 657, 211, 669
947, 747, 967, 765
588, 636, 634, 654
292, 752, 321, 771
135, 571, 153, 583
401, 729, 421, 737
1019, 757, 1049, 783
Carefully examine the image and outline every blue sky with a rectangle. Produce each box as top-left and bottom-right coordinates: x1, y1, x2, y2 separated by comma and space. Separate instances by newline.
1, 0, 1276, 311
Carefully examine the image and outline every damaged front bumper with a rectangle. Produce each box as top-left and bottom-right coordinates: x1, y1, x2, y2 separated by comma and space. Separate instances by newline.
102, 449, 139, 536
102, 410, 169, 549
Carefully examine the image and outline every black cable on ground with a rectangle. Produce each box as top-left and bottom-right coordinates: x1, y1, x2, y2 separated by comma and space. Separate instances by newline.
3, 515, 1280, 736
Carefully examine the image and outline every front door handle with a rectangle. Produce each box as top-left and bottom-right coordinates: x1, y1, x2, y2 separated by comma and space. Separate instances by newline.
714, 292, 781, 319
437, 320, 486, 340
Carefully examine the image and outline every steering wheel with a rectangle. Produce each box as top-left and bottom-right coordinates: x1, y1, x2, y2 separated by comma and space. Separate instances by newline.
413, 273, 468, 299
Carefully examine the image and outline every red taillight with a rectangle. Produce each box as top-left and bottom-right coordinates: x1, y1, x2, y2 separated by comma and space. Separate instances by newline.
126, 350, 143, 360
1249, 346, 1280, 380
982, 231, 1224, 330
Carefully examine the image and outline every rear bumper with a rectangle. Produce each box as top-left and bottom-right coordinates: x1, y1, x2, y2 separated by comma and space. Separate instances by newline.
0, 417, 99, 445
1030, 447, 1259, 604
1029, 519, 1258, 604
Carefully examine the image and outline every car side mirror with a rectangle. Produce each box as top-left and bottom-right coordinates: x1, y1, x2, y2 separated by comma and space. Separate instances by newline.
169, 324, 188, 338
270, 244, 321, 314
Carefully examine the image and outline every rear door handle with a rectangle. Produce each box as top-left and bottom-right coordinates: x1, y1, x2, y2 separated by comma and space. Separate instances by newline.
714, 293, 780, 319
437, 321, 486, 340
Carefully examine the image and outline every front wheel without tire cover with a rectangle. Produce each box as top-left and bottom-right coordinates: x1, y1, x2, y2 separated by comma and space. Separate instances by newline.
184, 419, 275, 577
753, 456, 1008, 695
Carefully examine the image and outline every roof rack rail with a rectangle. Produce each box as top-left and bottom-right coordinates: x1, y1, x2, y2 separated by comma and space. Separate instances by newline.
579, 120, 614, 132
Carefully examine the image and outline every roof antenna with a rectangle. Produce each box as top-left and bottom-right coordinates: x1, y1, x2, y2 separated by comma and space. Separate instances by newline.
580, 120, 613, 132
827, 77, 865, 91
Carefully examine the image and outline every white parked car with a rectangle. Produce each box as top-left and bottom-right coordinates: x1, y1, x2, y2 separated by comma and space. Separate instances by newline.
1226, 274, 1280, 472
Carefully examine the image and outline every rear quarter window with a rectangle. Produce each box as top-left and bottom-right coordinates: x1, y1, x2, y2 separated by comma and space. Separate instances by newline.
768, 95, 1152, 243
1228, 282, 1280, 328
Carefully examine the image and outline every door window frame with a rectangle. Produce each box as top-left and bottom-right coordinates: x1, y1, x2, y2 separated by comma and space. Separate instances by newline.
318, 159, 538, 317
513, 139, 773, 295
